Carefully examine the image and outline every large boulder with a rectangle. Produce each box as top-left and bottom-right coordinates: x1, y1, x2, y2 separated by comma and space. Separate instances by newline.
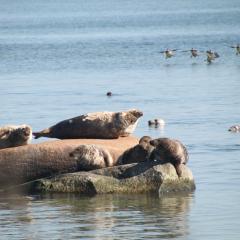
0, 136, 138, 186
30, 161, 195, 195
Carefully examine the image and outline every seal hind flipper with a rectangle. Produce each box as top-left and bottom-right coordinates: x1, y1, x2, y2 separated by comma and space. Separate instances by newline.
33, 128, 51, 139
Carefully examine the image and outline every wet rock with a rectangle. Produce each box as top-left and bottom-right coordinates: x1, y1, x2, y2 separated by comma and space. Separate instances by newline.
31, 162, 195, 195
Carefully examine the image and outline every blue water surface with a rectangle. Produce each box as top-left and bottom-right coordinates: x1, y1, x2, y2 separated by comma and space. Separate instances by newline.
0, 0, 240, 239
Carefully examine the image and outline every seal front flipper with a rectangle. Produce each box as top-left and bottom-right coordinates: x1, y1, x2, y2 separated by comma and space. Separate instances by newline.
33, 128, 51, 139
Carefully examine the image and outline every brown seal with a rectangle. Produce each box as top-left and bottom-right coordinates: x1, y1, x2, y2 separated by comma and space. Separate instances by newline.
69, 144, 115, 171
33, 109, 143, 139
0, 125, 32, 150
118, 136, 154, 165
0, 136, 138, 186
149, 138, 188, 177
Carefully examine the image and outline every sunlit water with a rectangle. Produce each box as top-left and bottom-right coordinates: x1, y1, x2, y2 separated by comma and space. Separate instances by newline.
0, 0, 240, 239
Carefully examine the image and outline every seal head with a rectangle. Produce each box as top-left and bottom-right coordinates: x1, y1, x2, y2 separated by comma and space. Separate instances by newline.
118, 136, 154, 165
117, 109, 143, 136
0, 125, 32, 149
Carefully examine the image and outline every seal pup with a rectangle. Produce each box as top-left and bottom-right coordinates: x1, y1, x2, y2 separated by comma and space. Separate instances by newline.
228, 125, 240, 133
0, 124, 32, 149
33, 109, 143, 139
118, 136, 154, 165
159, 49, 178, 59
69, 144, 114, 171
149, 138, 188, 177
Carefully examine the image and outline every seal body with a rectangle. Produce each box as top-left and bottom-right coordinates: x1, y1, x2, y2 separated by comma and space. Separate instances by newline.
69, 144, 114, 171
118, 136, 154, 164
33, 109, 143, 139
0, 136, 138, 185
0, 125, 32, 149
149, 138, 188, 177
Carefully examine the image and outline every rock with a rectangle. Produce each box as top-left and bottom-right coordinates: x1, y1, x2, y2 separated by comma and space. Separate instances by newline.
29, 162, 195, 195
0, 136, 138, 186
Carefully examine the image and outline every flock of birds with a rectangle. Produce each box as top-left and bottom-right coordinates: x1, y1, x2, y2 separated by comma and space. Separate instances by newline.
159, 44, 240, 63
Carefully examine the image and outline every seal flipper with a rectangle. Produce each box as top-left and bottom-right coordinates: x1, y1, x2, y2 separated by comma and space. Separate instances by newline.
33, 128, 51, 139
174, 163, 182, 178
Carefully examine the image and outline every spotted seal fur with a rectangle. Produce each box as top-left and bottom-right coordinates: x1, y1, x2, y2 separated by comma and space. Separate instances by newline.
69, 144, 115, 171
33, 109, 143, 139
0, 125, 32, 149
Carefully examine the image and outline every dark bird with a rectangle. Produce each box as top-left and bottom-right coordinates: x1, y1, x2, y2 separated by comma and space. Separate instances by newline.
148, 119, 165, 128
159, 49, 178, 59
206, 50, 220, 63
182, 48, 200, 58
228, 125, 240, 133
229, 44, 240, 55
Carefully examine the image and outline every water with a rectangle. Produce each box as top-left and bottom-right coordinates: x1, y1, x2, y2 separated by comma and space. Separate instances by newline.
0, 0, 240, 239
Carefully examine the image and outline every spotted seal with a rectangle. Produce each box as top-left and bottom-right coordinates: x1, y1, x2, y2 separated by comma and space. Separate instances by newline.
33, 109, 143, 139
0, 125, 32, 149
118, 136, 154, 165
149, 138, 188, 177
69, 144, 115, 171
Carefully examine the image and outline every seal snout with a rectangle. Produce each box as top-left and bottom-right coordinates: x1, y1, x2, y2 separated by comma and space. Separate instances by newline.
129, 109, 143, 118
149, 139, 157, 146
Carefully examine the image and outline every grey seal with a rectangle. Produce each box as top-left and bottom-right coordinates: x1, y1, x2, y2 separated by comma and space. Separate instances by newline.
149, 138, 188, 177
118, 136, 154, 165
33, 109, 143, 139
0, 124, 32, 149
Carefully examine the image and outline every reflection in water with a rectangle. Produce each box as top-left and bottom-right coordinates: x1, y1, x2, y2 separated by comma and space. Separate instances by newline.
0, 193, 193, 239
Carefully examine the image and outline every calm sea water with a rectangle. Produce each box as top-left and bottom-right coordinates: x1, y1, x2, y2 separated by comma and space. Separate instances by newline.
0, 0, 240, 239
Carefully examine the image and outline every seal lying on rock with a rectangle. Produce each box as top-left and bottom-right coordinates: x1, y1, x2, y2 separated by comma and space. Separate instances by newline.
0, 125, 32, 149
33, 109, 143, 139
69, 136, 154, 170
69, 144, 115, 171
118, 136, 154, 164
149, 138, 188, 177
0, 136, 138, 186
